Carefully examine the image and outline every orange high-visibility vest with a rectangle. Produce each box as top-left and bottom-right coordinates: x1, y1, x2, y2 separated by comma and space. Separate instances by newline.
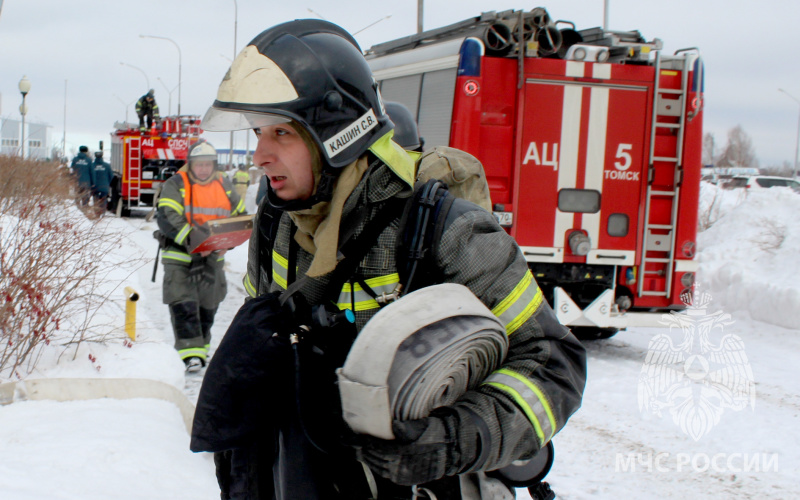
178, 170, 232, 226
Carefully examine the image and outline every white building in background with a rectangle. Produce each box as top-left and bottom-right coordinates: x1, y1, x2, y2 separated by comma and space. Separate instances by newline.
0, 117, 53, 159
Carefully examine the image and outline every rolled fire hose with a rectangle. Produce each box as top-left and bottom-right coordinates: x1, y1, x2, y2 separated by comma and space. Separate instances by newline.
337, 283, 508, 440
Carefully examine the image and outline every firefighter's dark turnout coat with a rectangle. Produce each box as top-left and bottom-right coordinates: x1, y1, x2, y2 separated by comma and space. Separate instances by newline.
220, 140, 587, 498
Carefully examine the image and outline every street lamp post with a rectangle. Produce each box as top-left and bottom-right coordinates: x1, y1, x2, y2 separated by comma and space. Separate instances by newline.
779, 88, 800, 179
120, 62, 150, 91
113, 94, 135, 124
140, 35, 182, 116
157, 77, 179, 116
18, 76, 31, 159
229, 0, 238, 169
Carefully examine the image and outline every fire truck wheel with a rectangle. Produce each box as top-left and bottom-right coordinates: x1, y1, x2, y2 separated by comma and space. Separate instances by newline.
570, 327, 619, 341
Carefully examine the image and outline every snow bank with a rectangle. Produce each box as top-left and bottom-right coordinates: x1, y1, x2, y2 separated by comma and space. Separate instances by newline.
697, 183, 800, 329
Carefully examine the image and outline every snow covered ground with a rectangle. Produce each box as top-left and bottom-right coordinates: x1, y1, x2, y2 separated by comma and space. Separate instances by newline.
1, 183, 799, 499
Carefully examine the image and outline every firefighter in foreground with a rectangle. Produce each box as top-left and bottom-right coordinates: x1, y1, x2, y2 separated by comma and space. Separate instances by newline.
192, 19, 586, 499
136, 89, 160, 132
156, 141, 246, 371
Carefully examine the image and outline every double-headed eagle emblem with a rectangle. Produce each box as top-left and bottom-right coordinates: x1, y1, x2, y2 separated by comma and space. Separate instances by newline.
638, 288, 756, 441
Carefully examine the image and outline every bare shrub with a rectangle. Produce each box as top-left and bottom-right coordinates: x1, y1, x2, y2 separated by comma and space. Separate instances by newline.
698, 186, 724, 231
0, 157, 143, 379
751, 218, 787, 252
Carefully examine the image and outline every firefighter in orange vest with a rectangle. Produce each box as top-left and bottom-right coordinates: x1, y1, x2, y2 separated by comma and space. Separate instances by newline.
156, 141, 246, 371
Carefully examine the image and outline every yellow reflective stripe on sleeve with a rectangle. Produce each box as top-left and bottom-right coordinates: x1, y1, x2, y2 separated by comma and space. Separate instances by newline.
484, 368, 557, 445
162, 250, 192, 263
178, 347, 207, 361
336, 273, 400, 312
272, 250, 288, 289
158, 197, 184, 214
244, 274, 257, 298
175, 224, 191, 245
234, 199, 246, 214
491, 271, 544, 335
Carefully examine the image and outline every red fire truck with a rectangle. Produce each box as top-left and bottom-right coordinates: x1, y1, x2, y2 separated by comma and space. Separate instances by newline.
366, 8, 704, 337
109, 116, 203, 216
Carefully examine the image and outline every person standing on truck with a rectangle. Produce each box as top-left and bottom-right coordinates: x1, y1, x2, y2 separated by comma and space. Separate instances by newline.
136, 89, 160, 132
193, 19, 586, 500
70, 145, 95, 208
155, 140, 246, 371
92, 151, 114, 214
232, 163, 250, 206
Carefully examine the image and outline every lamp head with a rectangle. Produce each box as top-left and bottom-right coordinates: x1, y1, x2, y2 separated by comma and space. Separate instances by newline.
18, 76, 31, 96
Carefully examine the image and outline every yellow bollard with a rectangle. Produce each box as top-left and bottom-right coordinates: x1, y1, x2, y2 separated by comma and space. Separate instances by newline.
124, 286, 140, 341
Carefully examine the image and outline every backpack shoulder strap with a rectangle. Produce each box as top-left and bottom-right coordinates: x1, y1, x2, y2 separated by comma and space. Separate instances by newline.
251, 200, 284, 293
397, 179, 454, 295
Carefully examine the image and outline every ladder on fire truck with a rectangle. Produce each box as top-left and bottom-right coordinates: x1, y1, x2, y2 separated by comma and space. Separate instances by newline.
126, 136, 142, 210
638, 50, 695, 299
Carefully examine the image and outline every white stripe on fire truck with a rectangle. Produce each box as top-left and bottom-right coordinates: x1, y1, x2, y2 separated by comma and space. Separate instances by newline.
554, 83, 582, 247
157, 149, 166, 160
582, 86, 610, 249
166, 149, 175, 160
565, 61, 585, 78
592, 63, 611, 80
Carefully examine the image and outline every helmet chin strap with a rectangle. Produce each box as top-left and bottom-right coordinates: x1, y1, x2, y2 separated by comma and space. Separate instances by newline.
267, 169, 338, 212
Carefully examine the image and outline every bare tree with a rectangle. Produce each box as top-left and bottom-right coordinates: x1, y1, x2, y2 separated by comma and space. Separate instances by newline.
702, 132, 716, 166
760, 161, 794, 177
717, 125, 759, 169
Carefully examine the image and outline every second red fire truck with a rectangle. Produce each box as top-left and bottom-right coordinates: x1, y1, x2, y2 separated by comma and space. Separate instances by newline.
109, 116, 203, 216
365, 8, 704, 336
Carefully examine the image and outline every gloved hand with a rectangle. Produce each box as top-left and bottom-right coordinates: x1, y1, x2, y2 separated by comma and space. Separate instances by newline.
202, 263, 217, 285
186, 224, 211, 252
187, 259, 205, 284
354, 407, 483, 486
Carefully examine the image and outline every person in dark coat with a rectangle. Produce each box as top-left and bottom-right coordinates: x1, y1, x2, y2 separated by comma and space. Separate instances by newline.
92, 151, 115, 213
70, 145, 95, 207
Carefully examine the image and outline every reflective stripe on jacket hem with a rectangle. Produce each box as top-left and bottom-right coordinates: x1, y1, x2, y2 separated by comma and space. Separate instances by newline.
336, 273, 400, 311
162, 250, 192, 263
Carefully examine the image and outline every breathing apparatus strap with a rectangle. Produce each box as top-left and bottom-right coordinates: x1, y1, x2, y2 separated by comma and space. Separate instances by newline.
278, 196, 405, 308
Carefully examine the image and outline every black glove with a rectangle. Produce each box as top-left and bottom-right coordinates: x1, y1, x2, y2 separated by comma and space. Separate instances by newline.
354, 407, 483, 486
187, 258, 205, 284
203, 263, 217, 285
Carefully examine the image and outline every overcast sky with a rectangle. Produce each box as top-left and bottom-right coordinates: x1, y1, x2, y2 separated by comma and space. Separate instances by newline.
1, 0, 798, 166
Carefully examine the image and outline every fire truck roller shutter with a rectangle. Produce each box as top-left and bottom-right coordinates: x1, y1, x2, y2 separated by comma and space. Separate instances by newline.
379, 69, 457, 150
416, 69, 457, 150
379, 75, 422, 123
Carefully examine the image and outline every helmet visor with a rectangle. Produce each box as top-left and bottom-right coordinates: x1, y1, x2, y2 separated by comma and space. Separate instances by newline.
201, 106, 291, 132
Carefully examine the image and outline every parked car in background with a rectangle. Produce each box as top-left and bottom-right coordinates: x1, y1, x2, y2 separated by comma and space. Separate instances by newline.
722, 175, 800, 191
